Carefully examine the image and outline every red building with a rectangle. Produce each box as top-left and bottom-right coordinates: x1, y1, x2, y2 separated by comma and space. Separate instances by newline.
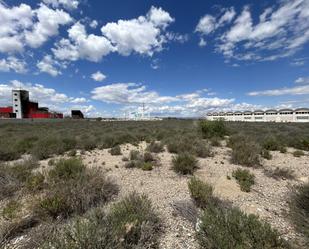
0, 90, 63, 119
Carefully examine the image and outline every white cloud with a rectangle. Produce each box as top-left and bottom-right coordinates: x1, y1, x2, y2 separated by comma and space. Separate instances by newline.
197, 0, 309, 61
295, 77, 309, 84
37, 55, 61, 76
91, 83, 241, 117
92, 83, 178, 104
248, 85, 309, 96
0, 80, 92, 115
196, 8, 236, 35
91, 71, 106, 82
90, 20, 98, 29
199, 38, 207, 47
70, 97, 88, 103
101, 6, 174, 56
0, 2, 72, 53
53, 6, 174, 62
42, 0, 79, 10
0, 56, 27, 73
25, 4, 72, 48
53, 22, 115, 62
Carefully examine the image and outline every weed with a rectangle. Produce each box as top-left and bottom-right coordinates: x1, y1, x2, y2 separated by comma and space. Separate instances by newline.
232, 168, 255, 192
2, 200, 21, 220
264, 167, 295, 180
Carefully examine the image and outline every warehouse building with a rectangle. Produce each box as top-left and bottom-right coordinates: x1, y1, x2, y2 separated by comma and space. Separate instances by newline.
0, 90, 63, 119
206, 108, 309, 123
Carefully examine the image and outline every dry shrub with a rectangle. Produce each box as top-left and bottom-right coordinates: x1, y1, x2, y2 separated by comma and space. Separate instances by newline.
264, 167, 295, 180
147, 141, 164, 153
109, 145, 122, 156
172, 152, 198, 175
289, 183, 309, 239
230, 135, 260, 167
43, 192, 161, 249
188, 177, 214, 208
197, 204, 291, 249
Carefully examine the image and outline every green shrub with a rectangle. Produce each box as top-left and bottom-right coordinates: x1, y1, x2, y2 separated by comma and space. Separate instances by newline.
109, 145, 122, 155
232, 168, 255, 192
188, 177, 214, 208
172, 153, 198, 175
230, 136, 260, 167
261, 149, 272, 160
108, 192, 161, 248
39, 195, 71, 219
43, 193, 161, 249
147, 141, 164, 153
38, 166, 118, 220
263, 137, 281, 151
48, 158, 85, 181
289, 183, 309, 238
199, 120, 228, 138
31, 137, 71, 160
0, 159, 39, 198
141, 162, 153, 171
2, 200, 21, 219
197, 204, 290, 249
26, 172, 45, 192
293, 150, 304, 157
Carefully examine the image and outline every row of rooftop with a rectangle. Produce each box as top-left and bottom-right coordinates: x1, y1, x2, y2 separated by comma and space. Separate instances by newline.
207, 108, 309, 116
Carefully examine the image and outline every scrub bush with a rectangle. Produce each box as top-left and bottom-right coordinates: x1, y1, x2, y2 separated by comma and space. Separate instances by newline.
147, 141, 164, 153
289, 183, 309, 238
232, 168, 255, 192
197, 204, 290, 249
293, 150, 304, 157
188, 177, 214, 208
172, 153, 198, 175
109, 145, 122, 155
199, 120, 228, 138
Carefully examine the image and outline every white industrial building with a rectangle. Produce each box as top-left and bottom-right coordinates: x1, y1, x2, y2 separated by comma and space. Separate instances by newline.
206, 108, 309, 123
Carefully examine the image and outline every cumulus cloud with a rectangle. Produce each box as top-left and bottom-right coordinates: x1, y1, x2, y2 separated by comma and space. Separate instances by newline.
101, 6, 174, 56
53, 22, 115, 61
0, 56, 27, 73
25, 4, 72, 48
196, 0, 309, 61
0, 2, 72, 53
90, 20, 98, 29
92, 83, 178, 104
37, 55, 62, 76
91, 71, 106, 82
42, 0, 79, 10
91, 82, 242, 117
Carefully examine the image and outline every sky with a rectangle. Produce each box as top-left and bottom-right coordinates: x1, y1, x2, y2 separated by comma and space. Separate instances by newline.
0, 0, 309, 117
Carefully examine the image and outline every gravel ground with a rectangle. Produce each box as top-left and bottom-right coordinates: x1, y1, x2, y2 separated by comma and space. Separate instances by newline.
2, 142, 308, 249
81, 142, 308, 248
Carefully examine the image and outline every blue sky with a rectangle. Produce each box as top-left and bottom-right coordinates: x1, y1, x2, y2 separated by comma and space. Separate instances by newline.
0, 0, 309, 117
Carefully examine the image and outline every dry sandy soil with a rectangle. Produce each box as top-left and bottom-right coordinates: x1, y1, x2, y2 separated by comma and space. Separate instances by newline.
3, 141, 309, 249
79, 142, 308, 249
